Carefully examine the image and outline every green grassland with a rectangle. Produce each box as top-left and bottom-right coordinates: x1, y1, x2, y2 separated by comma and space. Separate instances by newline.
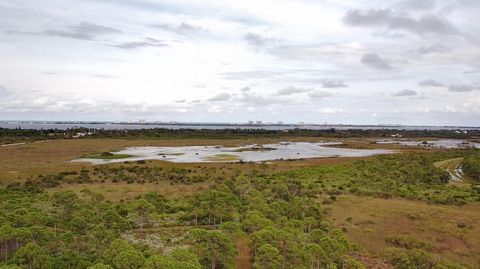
82, 152, 132, 159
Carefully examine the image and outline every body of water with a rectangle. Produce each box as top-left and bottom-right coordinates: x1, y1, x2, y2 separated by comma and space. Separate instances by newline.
73, 142, 395, 164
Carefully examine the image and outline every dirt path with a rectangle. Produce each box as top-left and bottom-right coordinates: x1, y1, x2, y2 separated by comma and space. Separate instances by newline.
434, 157, 464, 182
235, 236, 252, 269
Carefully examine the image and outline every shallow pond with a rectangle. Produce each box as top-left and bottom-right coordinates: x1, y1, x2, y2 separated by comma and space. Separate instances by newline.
73, 141, 395, 164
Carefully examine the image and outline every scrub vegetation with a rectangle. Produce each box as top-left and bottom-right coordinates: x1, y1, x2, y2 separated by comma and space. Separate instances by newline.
1, 129, 479, 269
82, 152, 132, 160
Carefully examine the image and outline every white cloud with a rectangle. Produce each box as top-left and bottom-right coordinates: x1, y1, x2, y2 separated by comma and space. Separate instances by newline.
0, 0, 479, 125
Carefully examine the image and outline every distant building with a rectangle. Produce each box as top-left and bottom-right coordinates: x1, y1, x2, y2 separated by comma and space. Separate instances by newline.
139, 119, 146, 124
255, 121, 262, 125
72, 131, 94, 138
277, 121, 284, 125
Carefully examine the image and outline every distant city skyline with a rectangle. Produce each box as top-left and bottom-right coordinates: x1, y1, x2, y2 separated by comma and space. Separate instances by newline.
0, 0, 479, 125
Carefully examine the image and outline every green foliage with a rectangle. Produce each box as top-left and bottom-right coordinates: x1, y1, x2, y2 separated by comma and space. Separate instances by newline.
0, 265, 23, 269
273, 150, 479, 205
83, 153, 132, 160
341, 256, 366, 269
112, 249, 145, 269
463, 149, 480, 181
88, 263, 113, 269
253, 244, 281, 269
103, 239, 137, 264
186, 229, 237, 269
13, 242, 50, 269
384, 248, 467, 269
386, 235, 433, 251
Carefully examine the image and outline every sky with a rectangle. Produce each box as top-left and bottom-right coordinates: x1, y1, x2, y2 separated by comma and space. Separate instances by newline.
0, 0, 479, 125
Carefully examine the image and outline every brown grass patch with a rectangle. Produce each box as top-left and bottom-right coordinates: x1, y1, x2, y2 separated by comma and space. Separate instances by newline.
47, 182, 210, 201
327, 195, 480, 268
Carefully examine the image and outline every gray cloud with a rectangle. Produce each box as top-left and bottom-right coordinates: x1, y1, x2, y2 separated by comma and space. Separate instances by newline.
393, 89, 417, 96
6, 22, 122, 43
46, 22, 121, 40
394, 0, 436, 11
308, 90, 334, 99
244, 32, 279, 51
239, 87, 251, 92
417, 45, 451, 55
20, 22, 122, 41
0, 85, 10, 97
464, 69, 480, 74
208, 93, 231, 101
419, 79, 444, 87
221, 70, 286, 80
448, 84, 478, 92
322, 79, 348, 88
343, 9, 457, 36
276, 86, 310, 96
361, 53, 393, 69
42, 71, 59, 76
90, 75, 116, 79
112, 38, 168, 49
152, 23, 209, 38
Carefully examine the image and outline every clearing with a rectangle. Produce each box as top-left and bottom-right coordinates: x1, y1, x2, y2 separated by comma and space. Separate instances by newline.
327, 195, 480, 268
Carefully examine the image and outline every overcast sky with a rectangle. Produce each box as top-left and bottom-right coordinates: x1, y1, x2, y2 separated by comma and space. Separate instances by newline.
1, 0, 479, 125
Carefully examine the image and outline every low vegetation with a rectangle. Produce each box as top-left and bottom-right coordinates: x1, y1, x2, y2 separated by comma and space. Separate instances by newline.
2, 127, 479, 145
1, 131, 479, 268
328, 195, 480, 268
463, 150, 480, 181
82, 152, 132, 160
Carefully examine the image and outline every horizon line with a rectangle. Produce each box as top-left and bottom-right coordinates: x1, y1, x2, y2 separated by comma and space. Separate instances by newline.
1, 120, 479, 129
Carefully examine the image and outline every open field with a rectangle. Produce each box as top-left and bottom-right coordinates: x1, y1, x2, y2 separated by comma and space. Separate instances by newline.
328, 195, 480, 268
46, 182, 211, 201
0, 137, 393, 182
1, 135, 479, 269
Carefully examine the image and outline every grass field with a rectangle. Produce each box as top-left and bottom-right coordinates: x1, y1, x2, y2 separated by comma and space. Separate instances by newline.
0, 137, 387, 182
327, 195, 480, 268
205, 153, 241, 161
46, 181, 211, 201
1, 137, 479, 268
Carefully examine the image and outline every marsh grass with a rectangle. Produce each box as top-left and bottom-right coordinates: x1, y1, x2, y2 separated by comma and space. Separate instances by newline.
82, 152, 132, 159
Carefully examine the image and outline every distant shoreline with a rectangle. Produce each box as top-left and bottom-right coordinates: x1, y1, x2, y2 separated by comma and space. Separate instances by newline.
0, 121, 479, 131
